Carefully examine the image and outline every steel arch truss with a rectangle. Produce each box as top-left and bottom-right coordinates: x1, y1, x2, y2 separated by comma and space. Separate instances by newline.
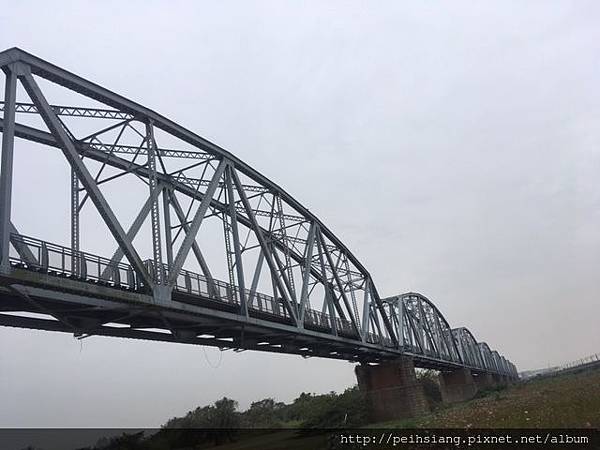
381, 293, 517, 376
0, 48, 516, 376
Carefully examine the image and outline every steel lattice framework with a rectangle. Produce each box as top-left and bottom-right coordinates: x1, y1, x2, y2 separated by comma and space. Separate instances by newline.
0, 48, 516, 377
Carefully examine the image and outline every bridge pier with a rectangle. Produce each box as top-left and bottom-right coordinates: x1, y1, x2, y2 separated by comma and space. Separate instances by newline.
473, 372, 496, 391
438, 368, 478, 404
355, 357, 429, 422
492, 373, 508, 387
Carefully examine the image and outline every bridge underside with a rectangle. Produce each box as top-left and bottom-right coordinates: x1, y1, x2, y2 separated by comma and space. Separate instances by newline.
0, 263, 472, 370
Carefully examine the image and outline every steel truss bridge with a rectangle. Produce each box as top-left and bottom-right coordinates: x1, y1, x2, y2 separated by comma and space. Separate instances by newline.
0, 48, 516, 378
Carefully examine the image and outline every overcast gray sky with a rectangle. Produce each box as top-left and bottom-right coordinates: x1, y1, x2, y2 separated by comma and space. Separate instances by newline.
0, 1, 599, 427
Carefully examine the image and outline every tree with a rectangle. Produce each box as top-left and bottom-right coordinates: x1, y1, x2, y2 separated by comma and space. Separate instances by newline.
300, 386, 368, 429
212, 397, 240, 429
242, 398, 286, 428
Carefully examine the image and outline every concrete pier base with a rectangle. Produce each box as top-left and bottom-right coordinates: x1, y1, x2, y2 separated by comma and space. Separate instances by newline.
355, 357, 429, 422
492, 373, 508, 387
438, 368, 478, 403
473, 372, 496, 391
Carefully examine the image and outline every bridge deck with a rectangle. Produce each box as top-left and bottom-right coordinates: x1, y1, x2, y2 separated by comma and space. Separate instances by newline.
2, 233, 468, 370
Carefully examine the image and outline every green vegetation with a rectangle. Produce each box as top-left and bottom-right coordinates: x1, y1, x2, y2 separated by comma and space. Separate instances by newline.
164, 386, 368, 430
81, 366, 600, 449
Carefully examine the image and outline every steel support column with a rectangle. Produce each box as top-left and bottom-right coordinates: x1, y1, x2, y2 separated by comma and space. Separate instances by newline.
70, 168, 80, 276
0, 65, 17, 270
162, 187, 174, 268
225, 165, 247, 316
146, 121, 163, 284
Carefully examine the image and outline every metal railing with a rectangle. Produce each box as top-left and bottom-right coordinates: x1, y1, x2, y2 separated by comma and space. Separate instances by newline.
557, 353, 600, 372
8, 233, 367, 340
9, 233, 137, 289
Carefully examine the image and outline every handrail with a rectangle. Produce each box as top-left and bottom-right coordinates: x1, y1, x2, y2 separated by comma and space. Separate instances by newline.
8, 232, 364, 340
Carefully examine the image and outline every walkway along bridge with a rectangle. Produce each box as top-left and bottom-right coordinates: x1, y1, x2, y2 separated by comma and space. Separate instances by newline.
0, 48, 517, 420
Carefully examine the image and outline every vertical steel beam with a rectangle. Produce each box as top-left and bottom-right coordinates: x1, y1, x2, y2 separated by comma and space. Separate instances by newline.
162, 187, 174, 268
70, 168, 80, 276
146, 121, 163, 284
0, 66, 17, 270
397, 295, 404, 348
275, 195, 296, 301
343, 258, 360, 324
475, 341, 485, 369
360, 280, 371, 341
225, 165, 247, 316
431, 311, 445, 358
298, 222, 316, 325
19, 71, 153, 288
222, 212, 236, 293
416, 298, 428, 353
369, 285, 384, 341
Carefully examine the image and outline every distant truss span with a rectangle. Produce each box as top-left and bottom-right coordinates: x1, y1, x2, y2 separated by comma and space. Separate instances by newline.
0, 48, 517, 378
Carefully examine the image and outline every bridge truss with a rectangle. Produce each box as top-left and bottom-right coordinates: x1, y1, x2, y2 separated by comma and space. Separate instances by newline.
0, 48, 516, 377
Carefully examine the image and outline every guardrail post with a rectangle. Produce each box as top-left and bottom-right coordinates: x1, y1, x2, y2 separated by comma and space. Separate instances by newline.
112, 265, 120, 286
126, 268, 135, 289
40, 242, 49, 271
79, 253, 87, 279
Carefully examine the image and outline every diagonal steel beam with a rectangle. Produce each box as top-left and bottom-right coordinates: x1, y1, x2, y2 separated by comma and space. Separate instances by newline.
298, 222, 316, 324
18, 70, 153, 288
314, 228, 337, 335
270, 242, 298, 312
230, 167, 297, 325
168, 190, 217, 298
100, 185, 162, 280
168, 159, 227, 284
248, 251, 264, 307
317, 228, 361, 336
9, 222, 37, 264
